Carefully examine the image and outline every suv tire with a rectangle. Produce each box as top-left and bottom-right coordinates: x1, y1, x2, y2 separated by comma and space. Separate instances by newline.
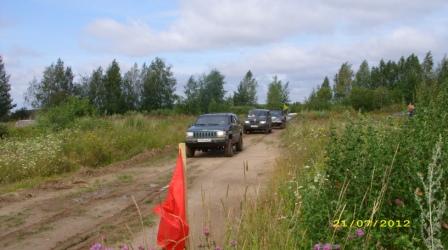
236, 135, 243, 152
224, 140, 234, 157
186, 145, 195, 158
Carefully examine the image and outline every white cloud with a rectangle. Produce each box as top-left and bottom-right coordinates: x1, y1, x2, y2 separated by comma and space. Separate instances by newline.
82, 0, 447, 56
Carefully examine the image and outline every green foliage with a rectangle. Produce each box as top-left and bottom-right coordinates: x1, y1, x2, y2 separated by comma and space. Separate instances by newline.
267, 75, 289, 109
182, 70, 227, 114
37, 97, 96, 131
233, 70, 258, 105
26, 58, 76, 108
141, 57, 177, 111
353, 60, 371, 88
0, 123, 8, 139
0, 56, 15, 120
103, 60, 125, 114
333, 62, 353, 100
306, 77, 332, 110
0, 114, 193, 185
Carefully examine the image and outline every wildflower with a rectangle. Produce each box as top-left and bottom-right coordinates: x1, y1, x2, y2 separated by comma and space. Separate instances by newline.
323, 243, 332, 250
313, 243, 322, 250
356, 228, 365, 238
203, 227, 210, 237
90, 243, 103, 250
332, 244, 341, 250
138, 246, 145, 250
230, 239, 237, 247
215, 247, 223, 250
120, 245, 129, 250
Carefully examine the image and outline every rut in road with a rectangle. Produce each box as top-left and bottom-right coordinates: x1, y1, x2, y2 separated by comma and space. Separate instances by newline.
0, 130, 281, 250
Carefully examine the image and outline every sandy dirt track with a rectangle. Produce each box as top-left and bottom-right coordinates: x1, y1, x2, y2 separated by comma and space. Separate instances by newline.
0, 129, 282, 250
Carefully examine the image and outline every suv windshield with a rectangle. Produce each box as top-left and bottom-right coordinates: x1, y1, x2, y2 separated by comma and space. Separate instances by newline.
195, 115, 229, 125
248, 110, 268, 117
271, 110, 283, 116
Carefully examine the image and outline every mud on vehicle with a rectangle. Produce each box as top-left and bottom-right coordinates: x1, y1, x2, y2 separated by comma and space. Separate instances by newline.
243, 109, 272, 134
185, 113, 243, 157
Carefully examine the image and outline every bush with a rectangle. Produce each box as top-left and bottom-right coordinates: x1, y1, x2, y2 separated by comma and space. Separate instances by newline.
0, 123, 8, 138
37, 97, 96, 131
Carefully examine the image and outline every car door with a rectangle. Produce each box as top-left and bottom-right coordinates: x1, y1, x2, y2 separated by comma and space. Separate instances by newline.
231, 115, 240, 143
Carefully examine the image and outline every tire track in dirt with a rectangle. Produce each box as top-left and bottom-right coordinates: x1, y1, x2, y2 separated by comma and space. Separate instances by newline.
0, 130, 281, 250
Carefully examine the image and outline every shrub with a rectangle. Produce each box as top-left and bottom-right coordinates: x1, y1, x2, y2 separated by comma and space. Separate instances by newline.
37, 97, 96, 130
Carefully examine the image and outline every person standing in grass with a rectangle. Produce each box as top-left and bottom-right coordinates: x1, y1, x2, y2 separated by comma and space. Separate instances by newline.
407, 102, 415, 117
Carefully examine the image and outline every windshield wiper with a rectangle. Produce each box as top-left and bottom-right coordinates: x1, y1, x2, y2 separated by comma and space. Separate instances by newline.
206, 123, 221, 126
195, 123, 206, 126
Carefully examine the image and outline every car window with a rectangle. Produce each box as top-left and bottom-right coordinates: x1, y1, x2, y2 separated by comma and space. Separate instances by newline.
271, 110, 283, 116
249, 110, 268, 116
195, 115, 229, 125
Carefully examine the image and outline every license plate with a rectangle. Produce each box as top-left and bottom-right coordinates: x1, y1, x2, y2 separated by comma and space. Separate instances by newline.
197, 138, 212, 142
250, 125, 258, 128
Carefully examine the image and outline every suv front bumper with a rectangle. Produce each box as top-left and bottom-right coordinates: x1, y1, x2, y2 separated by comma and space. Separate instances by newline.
186, 137, 227, 149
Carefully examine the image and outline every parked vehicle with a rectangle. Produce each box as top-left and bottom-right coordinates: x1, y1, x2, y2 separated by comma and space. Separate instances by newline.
185, 113, 243, 157
270, 110, 286, 129
243, 109, 272, 134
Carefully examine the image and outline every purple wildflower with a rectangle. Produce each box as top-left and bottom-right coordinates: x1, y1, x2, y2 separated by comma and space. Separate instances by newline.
215, 247, 223, 250
313, 243, 322, 250
203, 227, 210, 237
323, 243, 332, 250
138, 246, 145, 250
356, 228, 365, 238
230, 239, 237, 247
120, 245, 129, 250
90, 243, 103, 250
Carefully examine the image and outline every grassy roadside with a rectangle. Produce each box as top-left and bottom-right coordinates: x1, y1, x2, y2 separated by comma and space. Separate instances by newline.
233, 111, 343, 249
0, 114, 194, 191
234, 83, 448, 249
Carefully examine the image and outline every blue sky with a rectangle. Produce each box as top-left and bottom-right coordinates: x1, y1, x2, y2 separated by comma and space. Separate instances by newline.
1, 0, 448, 107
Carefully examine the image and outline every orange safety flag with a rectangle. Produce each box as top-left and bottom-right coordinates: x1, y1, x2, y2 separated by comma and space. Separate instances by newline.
153, 149, 189, 250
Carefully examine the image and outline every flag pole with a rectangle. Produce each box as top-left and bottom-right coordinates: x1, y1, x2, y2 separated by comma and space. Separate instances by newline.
179, 143, 191, 250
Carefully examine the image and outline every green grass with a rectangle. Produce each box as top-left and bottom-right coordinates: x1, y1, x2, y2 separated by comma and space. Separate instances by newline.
0, 113, 194, 188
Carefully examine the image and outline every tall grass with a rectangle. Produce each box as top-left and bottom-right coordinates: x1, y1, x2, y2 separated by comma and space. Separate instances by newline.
0, 114, 193, 185
237, 81, 448, 249
233, 113, 336, 249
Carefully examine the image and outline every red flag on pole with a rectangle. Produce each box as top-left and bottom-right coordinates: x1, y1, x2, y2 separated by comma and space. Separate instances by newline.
154, 148, 189, 250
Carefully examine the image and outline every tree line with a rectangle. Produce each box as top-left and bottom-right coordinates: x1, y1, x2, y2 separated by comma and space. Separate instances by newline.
0, 57, 289, 118
306, 51, 448, 111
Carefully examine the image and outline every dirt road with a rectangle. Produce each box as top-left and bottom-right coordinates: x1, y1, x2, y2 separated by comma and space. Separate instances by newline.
0, 129, 282, 249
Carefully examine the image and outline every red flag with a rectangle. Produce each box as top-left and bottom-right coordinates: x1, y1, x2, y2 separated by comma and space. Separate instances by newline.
154, 149, 189, 250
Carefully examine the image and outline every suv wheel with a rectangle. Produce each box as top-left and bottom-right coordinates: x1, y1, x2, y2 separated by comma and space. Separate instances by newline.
224, 140, 234, 157
236, 135, 243, 152
186, 145, 195, 158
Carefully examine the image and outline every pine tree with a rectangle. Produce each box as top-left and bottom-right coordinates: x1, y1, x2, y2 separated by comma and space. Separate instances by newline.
422, 51, 434, 83
0, 56, 15, 120
103, 60, 124, 114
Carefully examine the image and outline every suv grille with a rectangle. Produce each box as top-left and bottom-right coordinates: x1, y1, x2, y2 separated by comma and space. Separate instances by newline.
194, 131, 217, 138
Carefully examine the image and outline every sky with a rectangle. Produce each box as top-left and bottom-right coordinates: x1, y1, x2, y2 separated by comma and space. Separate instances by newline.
1, 0, 448, 107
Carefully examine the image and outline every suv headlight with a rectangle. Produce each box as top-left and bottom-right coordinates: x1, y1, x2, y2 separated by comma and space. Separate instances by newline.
260, 120, 266, 124
244, 120, 249, 124
216, 130, 226, 137
186, 131, 194, 137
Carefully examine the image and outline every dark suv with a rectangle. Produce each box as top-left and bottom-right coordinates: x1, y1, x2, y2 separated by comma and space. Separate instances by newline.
271, 110, 287, 128
243, 109, 272, 134
185, 113, 243, 157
